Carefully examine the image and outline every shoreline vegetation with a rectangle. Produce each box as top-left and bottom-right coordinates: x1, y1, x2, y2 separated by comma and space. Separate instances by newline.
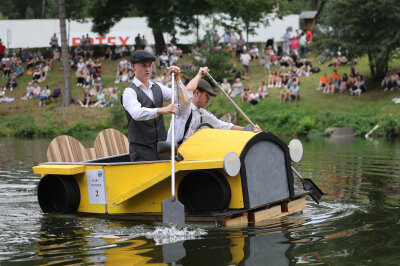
0, 50, 399, 140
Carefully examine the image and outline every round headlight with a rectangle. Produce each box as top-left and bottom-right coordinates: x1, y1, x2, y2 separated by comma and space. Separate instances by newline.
223, 152, 241, 177
288, 139, 303, 162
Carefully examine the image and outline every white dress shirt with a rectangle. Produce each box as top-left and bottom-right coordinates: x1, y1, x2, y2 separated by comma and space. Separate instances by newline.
122, 77, 187, 121
122, 77, 171, 121
167, 90, 234, 143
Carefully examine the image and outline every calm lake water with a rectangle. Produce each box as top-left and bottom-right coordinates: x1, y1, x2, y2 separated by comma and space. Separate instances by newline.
0, 137, 399, 265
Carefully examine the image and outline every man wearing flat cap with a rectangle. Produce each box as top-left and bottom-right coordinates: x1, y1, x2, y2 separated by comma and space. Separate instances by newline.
167, 67, 261, 145
122, 50, 181, 161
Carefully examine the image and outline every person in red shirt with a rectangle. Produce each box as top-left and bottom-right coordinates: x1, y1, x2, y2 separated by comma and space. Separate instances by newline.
306, 30, 313, 43
0, 40, 5, 61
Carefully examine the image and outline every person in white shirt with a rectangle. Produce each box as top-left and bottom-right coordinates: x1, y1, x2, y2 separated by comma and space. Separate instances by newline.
76, 59, 85, 71
240, 49, 251, 80
144, 44, 153, 55
168, 44, 177, 56
231, 78, 243, 98
221, 78, 231, 95
118, 57, 129, 69
167, 67, 261, 144
122, 50, 179, 161
249, 45, 259, 60
249, 89, 259, 105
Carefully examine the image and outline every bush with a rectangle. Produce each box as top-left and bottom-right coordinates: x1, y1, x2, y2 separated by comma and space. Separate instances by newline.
62, 121, 91, 139
295, 116, 316, 136
6, 115, 38, 138
38, 122, 61, 138
378, 115, 400, 138
109, 103, 127, 130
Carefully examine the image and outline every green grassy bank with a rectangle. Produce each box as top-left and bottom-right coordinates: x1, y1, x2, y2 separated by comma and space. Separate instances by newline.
0, 53, 399, 140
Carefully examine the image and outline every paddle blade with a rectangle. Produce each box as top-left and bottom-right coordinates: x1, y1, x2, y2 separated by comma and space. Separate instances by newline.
302, 178, 324, 204
162, 196, 185, 227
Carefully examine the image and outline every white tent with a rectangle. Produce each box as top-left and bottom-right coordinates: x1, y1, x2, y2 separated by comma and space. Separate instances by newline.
0, 15, 299, 49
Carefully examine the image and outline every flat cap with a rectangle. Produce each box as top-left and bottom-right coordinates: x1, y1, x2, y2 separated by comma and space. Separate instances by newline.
197, 79, 216, 96
130, 50, 156, 63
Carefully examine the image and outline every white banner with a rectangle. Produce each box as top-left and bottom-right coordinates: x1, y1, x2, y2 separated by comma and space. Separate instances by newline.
69, 32, 136, 46
0, 15, 299, 48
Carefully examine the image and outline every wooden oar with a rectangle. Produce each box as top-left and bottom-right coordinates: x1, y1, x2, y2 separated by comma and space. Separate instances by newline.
291, 166, 323, 204
162, 72, 185, 226
205, 71, 323, 204
205, 72, 255, 128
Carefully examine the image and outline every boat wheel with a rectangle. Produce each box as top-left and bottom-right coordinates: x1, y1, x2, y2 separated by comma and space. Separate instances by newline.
178, 170, 231, 213
37, 175, 80, 213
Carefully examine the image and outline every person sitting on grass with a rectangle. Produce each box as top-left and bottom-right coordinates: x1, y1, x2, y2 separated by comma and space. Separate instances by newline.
329, 69, 341, 94
249, 45, 259, 60
0, 86, 5, 103
390, 70, 399, 90
32, 66, 42, 82
280, 86, 288, 103
258, 81, 268, 99
31, 82, 41, 99
14, 63, 24, 78
249, 89, 259, 105
231, 78, 243, 98
221, 78, 231, 95
38, 85, 51, 107
350, 74, 366, 96
289, 81, 300, 103
279, 53, 292, 68
241, 86, 250, 102
382, 72, 392, 91
294, 58, 305, 76
76, 68, 85, 86
79, 88, 92, 107
93, 77, 104, 94
2, 62, 11, 79
267, 70, 277, 88
317, 72, 329, 91
339, 73, 349, 93
91, 89, 106, 108
37, 63, 48, 83
21, 82, 34, 100
304, 58, 313, 76
5, 74, 17, 91
82, 67, 92, 88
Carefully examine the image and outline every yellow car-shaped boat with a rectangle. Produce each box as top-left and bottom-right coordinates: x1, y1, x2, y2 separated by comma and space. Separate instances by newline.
33, 128, 310, 226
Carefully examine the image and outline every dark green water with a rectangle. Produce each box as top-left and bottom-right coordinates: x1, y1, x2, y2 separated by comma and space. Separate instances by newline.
0, 137, 399, 265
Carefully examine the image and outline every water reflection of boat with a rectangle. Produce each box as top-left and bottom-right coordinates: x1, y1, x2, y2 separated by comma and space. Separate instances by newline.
33, 128, 311, 226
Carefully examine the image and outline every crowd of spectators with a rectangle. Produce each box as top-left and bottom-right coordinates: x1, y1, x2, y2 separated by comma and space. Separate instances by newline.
316, 67, 368, 96
1, 27, 397, 109
382, 71, 400, 91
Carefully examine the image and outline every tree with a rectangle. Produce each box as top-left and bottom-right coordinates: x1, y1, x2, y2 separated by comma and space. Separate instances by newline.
58, 0, 71, 107
314, 0, 400, 80
90, 0, 210, 54
213, 0, 285, 42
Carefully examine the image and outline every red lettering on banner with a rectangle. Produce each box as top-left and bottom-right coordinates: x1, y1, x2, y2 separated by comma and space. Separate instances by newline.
90, 38, 94, 45
108, 37, 116, 45
72, 37, 80, 46
96, 37, 106, 45
119, 36, 129, 46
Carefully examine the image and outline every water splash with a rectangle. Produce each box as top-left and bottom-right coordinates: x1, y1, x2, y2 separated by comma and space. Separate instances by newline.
141, 225, 207, 245
88, 223, 207, 246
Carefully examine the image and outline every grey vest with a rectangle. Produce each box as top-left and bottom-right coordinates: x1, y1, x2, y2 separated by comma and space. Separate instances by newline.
123, 83, 167, 146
